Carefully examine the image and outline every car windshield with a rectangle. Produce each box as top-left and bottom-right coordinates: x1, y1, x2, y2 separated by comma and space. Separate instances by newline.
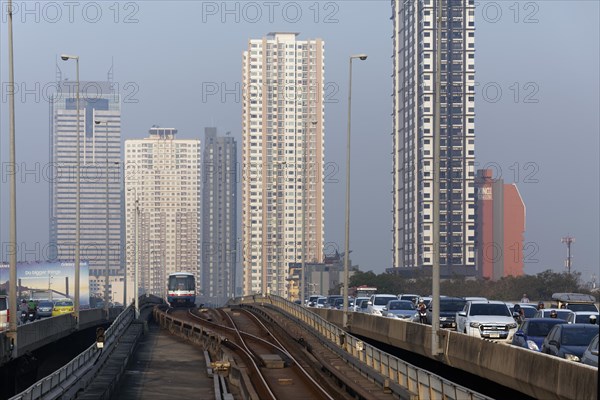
555, 310, 573, 320
470, 303, 510, 316
388, 301, 415, 310
55, 301, 73, 307
374, 296, 398, 306
360, 301, 369, 309
400, 295, 418, 302
0, 297, 6, 310
526, 321, 565, 337
440, 300, 466, 312
561, 327, 600, 346
575, 314, 599, 323
568, 304, 598, 312
521, 307, 537, 318
38, 301, 53, 307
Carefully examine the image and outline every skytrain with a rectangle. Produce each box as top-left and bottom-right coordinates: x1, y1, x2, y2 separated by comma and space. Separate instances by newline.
167, 272, 196, 307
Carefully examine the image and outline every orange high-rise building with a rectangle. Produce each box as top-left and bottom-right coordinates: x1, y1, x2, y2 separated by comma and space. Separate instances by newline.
475, 169, 526, 280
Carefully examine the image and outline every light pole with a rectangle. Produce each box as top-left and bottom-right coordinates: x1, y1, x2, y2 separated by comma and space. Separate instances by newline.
95, 120, 110, 314
300, 120, 317, 306
61, 54, 81, 325
343, 54, 367, 329
127, 187, 139, 318
7, 0, 19, 354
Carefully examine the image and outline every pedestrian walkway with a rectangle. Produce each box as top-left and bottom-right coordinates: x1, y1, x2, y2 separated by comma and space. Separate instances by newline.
111, 322, 215, 399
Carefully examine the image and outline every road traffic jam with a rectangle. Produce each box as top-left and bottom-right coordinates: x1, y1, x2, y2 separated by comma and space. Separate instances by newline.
304, 292, 599, 367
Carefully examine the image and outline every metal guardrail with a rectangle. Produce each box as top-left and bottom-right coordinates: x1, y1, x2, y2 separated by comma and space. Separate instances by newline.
9, 306, 135, 400
234, 295, 491, 400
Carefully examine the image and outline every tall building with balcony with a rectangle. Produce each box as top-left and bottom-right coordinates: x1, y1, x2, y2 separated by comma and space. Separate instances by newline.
49, 78, 122, 297
201, 127, 237, 303
124, 128, 200, 298
392, 0, 477, 274
242, 32, 325, 297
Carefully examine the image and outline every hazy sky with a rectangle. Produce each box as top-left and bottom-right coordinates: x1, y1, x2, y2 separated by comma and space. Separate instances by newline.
0, 1, 598, 283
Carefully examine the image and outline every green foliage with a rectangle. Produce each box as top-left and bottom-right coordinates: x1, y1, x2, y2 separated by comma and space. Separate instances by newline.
350, 269, 593, 302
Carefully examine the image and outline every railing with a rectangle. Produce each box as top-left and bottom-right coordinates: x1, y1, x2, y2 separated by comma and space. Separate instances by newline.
233, 295, 491, 400
9, 306, 135, 400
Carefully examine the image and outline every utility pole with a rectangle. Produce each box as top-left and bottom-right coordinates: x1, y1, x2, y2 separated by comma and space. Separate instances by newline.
561, 236, 575, 274
431, 0, 443, 356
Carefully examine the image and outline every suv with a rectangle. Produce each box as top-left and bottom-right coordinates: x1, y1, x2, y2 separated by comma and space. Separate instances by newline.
0, 295, 8, 331
551, 293, 598, 312
456, 300, 518, 341
426, 297, 466, 329
366, 294, 398, 316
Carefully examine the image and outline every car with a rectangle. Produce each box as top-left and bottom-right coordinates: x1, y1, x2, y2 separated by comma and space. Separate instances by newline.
359, 299, 370, 313
325, 295, 343, 309
398, 294, 420, 305
0, 295, 8, 331
463, 297, 488, 302
580, 334, 599, 367
36, 300, 55, 319
533, 309, 575, 321
315, 296, 327, 308
507, 303, 538, 320
52, 299, 74, 316
455, 300, 518, 342
426, 297, 467, 329
332, 297, 354, 310
551, 293, 599, 312
366, 294, 399, 316
307, 295, 322, 307
565, 311, 599, 325
511, 318, 568, 351
353, 297, 370, 312
381, 300, 416, 320
541, 323, 599, 362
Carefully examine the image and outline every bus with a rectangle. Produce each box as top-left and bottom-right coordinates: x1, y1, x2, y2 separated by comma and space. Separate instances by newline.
167, 272, 196, 307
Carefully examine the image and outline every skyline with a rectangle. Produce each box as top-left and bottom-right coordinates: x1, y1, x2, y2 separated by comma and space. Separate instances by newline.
0, 1, 598, 283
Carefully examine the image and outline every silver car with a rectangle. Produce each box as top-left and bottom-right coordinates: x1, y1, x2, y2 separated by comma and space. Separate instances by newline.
382, 300, 416, 320
37, 300, 55, 318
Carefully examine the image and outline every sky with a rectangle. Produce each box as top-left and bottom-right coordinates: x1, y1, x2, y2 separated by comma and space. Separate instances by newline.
0, 1, 598, 284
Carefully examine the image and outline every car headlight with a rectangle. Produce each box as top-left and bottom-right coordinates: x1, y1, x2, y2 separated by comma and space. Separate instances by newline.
526, 340, 539, 351
507, 323, 517, 329
440, 317, 447, 321
470, 322, 481, 328
564, 354, 580, 362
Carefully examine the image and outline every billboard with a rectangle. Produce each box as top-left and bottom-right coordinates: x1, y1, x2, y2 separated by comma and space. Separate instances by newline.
0, 261, 90, 307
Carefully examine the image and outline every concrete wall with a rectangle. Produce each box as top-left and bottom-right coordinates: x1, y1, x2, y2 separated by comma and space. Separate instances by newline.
312, 308, 598, 400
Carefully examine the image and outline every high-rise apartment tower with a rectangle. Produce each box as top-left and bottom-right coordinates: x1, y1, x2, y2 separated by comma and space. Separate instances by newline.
124, 128, 201, 298
201, 128, 237, 303
242, 32, 325, 297
392, 0, 476, 272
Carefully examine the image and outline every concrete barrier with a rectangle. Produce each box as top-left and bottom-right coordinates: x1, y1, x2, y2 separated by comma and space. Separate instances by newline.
312, 309, 598, 400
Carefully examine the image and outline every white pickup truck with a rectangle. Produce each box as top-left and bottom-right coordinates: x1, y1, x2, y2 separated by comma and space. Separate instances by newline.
455, 300, 518, 342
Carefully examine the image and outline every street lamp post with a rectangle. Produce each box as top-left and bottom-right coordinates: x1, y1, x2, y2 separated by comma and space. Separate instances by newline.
61, 54, 81, 325
95, 120, 110, 314
7, 0, 19, 354
300, 120, 317, 306
343, 54, 367, 329
135, 193, 140, 318
127, 187, 139, 318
